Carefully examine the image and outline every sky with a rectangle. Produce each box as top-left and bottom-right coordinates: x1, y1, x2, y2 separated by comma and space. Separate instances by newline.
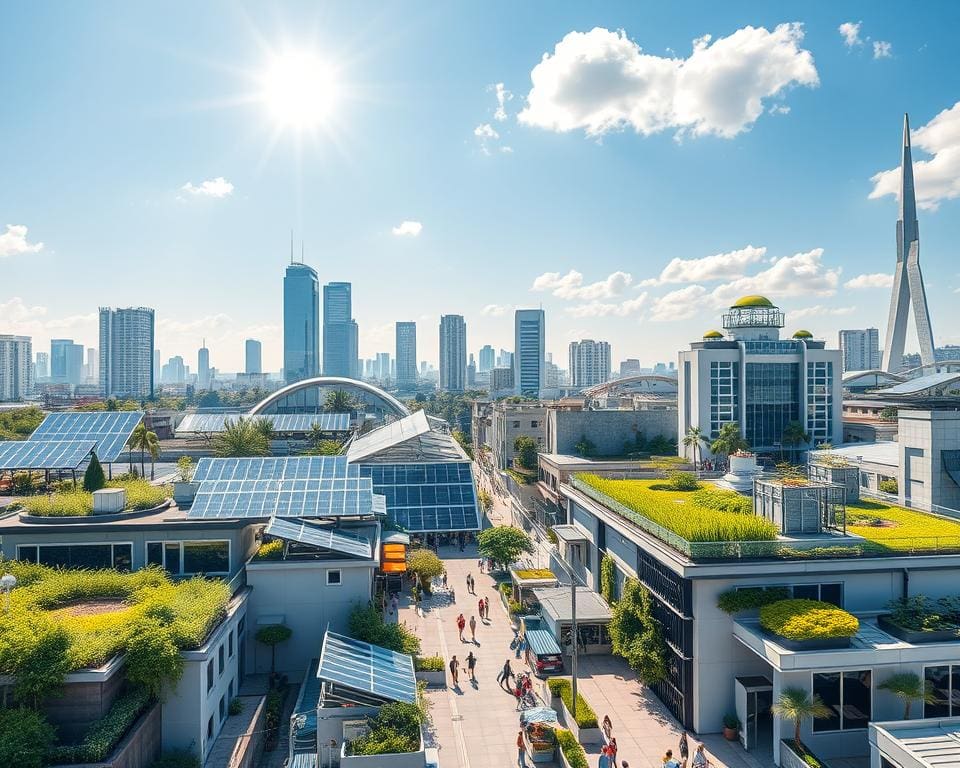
3, 1, 960, 374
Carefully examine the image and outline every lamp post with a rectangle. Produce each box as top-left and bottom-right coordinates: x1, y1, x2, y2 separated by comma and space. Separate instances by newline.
0, 573, 16, 614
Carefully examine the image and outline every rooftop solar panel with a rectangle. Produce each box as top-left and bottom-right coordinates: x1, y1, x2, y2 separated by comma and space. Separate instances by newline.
188, 477, 375, 519
193, 456, 357, 482
264, 517, 372, 559
29, 412, 143, 463
0, 440, 97, 470
318, 630, 417, 706
177, 413, 350, 435
346, 410, 431, 462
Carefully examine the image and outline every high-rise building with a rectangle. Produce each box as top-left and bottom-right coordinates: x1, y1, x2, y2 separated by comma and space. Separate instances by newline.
51, 338, 84, 386
82, 347, 98, 382
513, 309, 545, 398
884, 114, 936, 372
245, 339, 262, 375
153, 349, 160, 386
283, 262, 320, 384
161, 356, 187, 386
396, 322, 417, 390
198, 341, 211, 389
35, 351, 49, 380
99, 307, 155, 399
839, 329, 881, 373
489, 367, 514, 397
478, 345, 495, 373
467, 354, 477, 387
497, 349, 513, 369
678, 296, 842, 458
0, 335, 33, 401
569, 339, 611, 388
323, 282, 359, 379
620, 358, 641, 378
439, 315, 467, 392
375, 352, 391, 382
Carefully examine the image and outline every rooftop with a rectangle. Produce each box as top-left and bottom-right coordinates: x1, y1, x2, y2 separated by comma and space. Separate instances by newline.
533, 586, 613, 623
731, 295, 774, 308
828, 442, 899, 468
346, 410, 466, 463
871, 718, 960, 768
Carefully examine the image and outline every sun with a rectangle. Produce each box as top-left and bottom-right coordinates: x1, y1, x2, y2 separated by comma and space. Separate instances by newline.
259, 50, 339, 130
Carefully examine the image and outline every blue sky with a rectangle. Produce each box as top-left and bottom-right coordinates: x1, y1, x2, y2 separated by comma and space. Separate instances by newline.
3, 1, 960, 373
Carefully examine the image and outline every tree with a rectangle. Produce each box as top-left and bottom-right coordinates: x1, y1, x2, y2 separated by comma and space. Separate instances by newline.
127, 423, 160, 479
324, 389, 356, 413
452, 429, 473, 459
306, 423, 326, 449
513, 435, 538, 470
771, 687, 831, 749
879, 672, 938, 719
781, 421, 810, 460
251, 416, 275, 444
0, 707, 55, 768
305, 439, 343, 456
879, 406, 899, 422
83, 452, 106, 492
600, 554, 616, 604
574, 435, 596, 457
256, 624, 293, 678
176, 456, 194, 483
406, 548, 445, 592
213, 418, 270, 457
682, 426, 707, 467
609, 578, 666, 684
709, 423, 750, 461
477, 525, 534, 570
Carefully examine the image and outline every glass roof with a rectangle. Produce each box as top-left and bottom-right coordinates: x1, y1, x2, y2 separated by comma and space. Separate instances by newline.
0, 439, 96, 470
29, 411, 143, 463
177, 413, 350, 435
317, 630, 417, 707
264, 517, 372, 559
346, 410, 430, 462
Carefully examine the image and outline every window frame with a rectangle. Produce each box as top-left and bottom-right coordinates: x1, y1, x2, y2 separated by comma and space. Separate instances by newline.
810, 668, 872, 732
326, 569, 342, 586
17, 542, 134, 571
144, 539, 231, 576
923, 664, 959, 718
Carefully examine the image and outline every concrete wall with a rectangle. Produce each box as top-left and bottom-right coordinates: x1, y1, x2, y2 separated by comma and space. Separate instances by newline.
491, 405, 547, 469
899, 410, 960, 511
548, 409, 677, 456
42, 662, 126, 743
50, 702, 163, 768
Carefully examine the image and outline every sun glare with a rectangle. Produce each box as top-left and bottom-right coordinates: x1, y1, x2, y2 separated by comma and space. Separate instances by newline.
260, 51, 338, 130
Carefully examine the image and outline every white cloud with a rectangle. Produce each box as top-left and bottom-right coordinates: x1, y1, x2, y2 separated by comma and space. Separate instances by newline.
518, 23, 818, 139
474, 124, 499, 140
180, 177, 234, 198
532, 269, 633, 300
481, 304, 509, 317
789, 305, 856, 321
649, 285, 709, 321
708, 248, 840, 306
491, 82, 513, 122
500, 146, 514, 154
838, 21, 862, 47
869, 102, 960, 210
0, 224, 44, 258
391, 220, 423, 237
845, 272, 893, 289
641, 245, 766, 286
873, 41, 892, 59
566, 294, 647, 318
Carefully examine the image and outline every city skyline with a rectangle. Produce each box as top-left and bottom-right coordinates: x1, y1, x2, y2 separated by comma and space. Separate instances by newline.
4, 4, 960, 371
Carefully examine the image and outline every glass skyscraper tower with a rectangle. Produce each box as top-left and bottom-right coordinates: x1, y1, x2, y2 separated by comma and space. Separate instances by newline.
395, 322, 417, 390
283, 263, 320, 384
99, 307, 155, 398
513, 309, 545, 397
323, 282, 359, 379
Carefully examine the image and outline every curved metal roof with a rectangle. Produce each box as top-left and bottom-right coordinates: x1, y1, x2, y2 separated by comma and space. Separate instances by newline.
879, 371, 960, 396
581, 374, 678, 399
249, 376, 410, 418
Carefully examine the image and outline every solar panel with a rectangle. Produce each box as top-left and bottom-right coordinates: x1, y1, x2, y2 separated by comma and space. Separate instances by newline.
264, 517, 372, 558
177, 413, 350, 434
29, 412, 143, 463
358, 461, 480, 533
318, 630, 417, 706
346, 410, 431, 462
0, 440, 96, 470
193, 456, 357, 482
189, 477, 375, 519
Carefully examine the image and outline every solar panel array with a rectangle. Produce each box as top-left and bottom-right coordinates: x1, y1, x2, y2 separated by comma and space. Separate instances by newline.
358, 461, 480, 532
177, 413, 351, 434
29, 411, 143, 463
194, 456, 356, 482
346, 410, 430, 462
318, 630, 417, 706
0, 440, 97, 470
264, 517, 372, 559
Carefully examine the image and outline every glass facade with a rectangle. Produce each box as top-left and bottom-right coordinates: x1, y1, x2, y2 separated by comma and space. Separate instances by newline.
709, 361, 739, 438
744, 362, 799, 449
742, 340, 801, 354
395, 322, 417, 388
18, 543, 132, 570
147, 540, 229, 575
807, 361, 834, 444
283, 264, 320, 384
925, 665, 960, 718
439, 315, 467, 392
813, 670, 871, 731
323, 282, 358, 378
514, 309, 544, 397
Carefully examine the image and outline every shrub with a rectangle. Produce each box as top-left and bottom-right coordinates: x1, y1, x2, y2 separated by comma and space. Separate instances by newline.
477, 526, 534, 569
349, 701, 423, 756
609, 579, 667, 685
600, 554, 616, 604
176, 456, 194, 482
265, 688, 285, 732
256, 624, 293, 676
229, 697, 244, 715
55, 686, 152, 763
508, 599, 523, 615
690, 487, 753, 514
513, 436, 538, 470
18, 478, 170, 517
879, 478, 899, 494
717, 586, 790, 614
759, 599, 859, 641
0, 707, 54, 768
84, 453, 107, 491
513, 569, 555, 580
555, 728, 588, 768
348, 605, 420, 655
253, 539, 285, 561
885, 595, 957, 631
406, 548, 445, 591
125, 618, 185, 696
667, 471, 700, 491
150, 751, 201, 768
414, 655, 445, 672
546, 678, 598, 728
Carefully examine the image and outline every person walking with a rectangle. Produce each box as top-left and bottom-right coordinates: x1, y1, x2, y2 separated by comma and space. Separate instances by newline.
469, 614, 477, 642
515, 633, 526, 659
599, 745, 611, 768
663, 750, 680, 768
449, 655, 459, 686
679, 732, 689, 768
497, 659, 513, 689
478, 558, 484, 573
609, 737, 619, 768
457, 613, 466, 642
691, 744, 708, 768
466, 651, 477, 681
442, 572, 448, 589
483, 596, 490, 620
602, 715, 613, 739
517, 730, 527, 768
478, 597, 485, 621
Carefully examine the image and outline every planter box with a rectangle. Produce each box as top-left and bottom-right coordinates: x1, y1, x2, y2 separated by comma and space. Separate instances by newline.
765, 632, 852, 651
878, 614, 960, 644
341, 741, 426, 768
173, 481, 199, 506
781, 740, 830, 768
415, 669, 446, 687
554, 696, 603, 745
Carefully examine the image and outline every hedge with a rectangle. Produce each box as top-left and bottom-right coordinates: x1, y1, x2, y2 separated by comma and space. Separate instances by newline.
513, 569, 555, 580
253, 539, 285, 561
717, 586, 790, 614
348, 605, 421, 655
50, 686, 152, 764
556, 728, 588, 768
547, 678, 598, 729
414, 655, 445, 672
19, 479, 170, 517
759, 599, 859, 641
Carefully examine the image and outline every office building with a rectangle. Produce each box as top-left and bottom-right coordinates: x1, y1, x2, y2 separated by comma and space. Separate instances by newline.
569, 339, 611, 388
478, 345, 495, 373
83, 347, 98, 383
283, 262, 320, 384
245, 339, 262, 375
153, 349, 160, 386
375, 352, 391, 382
677, 296, 841, 457
0, 334, 33, 401
197, 342, 210, 390
839, 328, 881, 372
99, 306, 155, 399
489, 367, 514, 398
439, 315, 467, 392
323, 282, 359, 379
884, 114, 936, 372
514, 309, 545, 397
395, 322, 417, 389
35, 351, 49, 380
497, 349, 513, 369
161, 356, 186, 386
51, 338, 84, 386
467, 354, 477, 387
619, 358, 641, 377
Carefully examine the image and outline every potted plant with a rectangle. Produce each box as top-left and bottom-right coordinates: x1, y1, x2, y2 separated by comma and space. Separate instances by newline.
172, 456, 199, 505
723, 713, 740, 741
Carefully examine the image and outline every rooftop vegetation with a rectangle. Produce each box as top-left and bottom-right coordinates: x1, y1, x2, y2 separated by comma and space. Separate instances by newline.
347, 701, 424, 756
759, 599, 859, 641
547, 678, 598, 729
717, 586, 790, 614
847, 499, 960, 551
16, 478, 171, 517
555, 728, 589, 768
885, 595, 960, 632
0, 406, 45, 441
512, 568, 556, 581
348, 604, 421, 655
575, 475, 777, 543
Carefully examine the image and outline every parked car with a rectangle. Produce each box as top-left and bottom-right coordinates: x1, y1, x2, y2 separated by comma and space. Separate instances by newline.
525, 628, 564, 677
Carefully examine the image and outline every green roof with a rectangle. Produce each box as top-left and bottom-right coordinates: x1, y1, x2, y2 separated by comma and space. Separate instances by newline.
703, 330, 723, 339
731, 295, 774, 308
792, 330, 813, 339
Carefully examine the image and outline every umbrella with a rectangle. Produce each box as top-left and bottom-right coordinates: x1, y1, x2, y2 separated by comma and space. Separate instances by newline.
520, 707, 559, 726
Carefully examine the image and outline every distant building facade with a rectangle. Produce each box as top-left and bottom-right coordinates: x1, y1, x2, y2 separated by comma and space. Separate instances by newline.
514, 309, 545, 397
439, 315, 467, 393
323, 282, 359, 379
197, 343, 210, 389
839, 328, 881, 373
569, 339, 611, 388
99, 306, 155, 399
245, 339, 262, 375
489, 367, 514, 398
478, 345, 495, 373
283, 262, 320, 384
0, 334, 33, 401
51, 338, 84, 386
395, 322, 417, 390
35, 351, 49, 381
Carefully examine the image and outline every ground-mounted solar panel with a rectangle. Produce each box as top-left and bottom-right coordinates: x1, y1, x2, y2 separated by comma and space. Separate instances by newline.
0, 440, 97, 470
177, 412, 351, 435
318, 630, 417, 707
264, 517, 372, 558
29, 411, 144, 463
188, 477, 375, 519
193, 455, 358, 483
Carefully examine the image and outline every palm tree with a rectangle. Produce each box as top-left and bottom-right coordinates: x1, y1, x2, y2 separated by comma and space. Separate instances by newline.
709, 423, 750, 464
127, 423, 160, 479
251, 416, 275, 444
306, 423, 325, 449
772, 687, 831, 749
879, 672, 939, 719
323, 389, 355, 413
781, 421, 810, 461
682, 426, 708, 468
212, 417, 270, 457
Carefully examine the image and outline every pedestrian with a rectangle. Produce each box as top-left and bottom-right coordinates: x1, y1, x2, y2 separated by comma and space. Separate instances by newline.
517, 730, 527, 768
602, 715, 613, 739
497, 659, 513, 688
691, 744, 708, 768
469, 614, 477, 642
483, 596, 490, 620
442, 572, 448, 589
466, 573, 472, 594
478, 558, 484, 573
449, 655, 459, 686
466, 651, 477, 681
478, 597, 485, 620
679, 732, 689, 767
515, 633, 526, 659
609, 737, 619, 768
599, 745, 611, 768
663, 750, 680, 768
391, 593, 399, 615
457, 613, 466, 642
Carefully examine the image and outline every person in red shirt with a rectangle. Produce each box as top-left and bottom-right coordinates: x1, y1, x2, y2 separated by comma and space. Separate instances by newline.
478, 597, 485, 620
456, 613, 466, 642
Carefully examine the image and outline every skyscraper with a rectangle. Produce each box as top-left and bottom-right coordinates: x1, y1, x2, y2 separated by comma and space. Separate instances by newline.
35, 351, 49, 380
99, 307, 155, 398
513, 309, 545, 397
569, 339, 611, 387
839, 329, 881, 373
283, 262, 320, 384
51, 339, 84, 386
245, 339, 262, 375
375, 352, 391, 381
323, 282, 359, 379
884, 114, 936, 373
396, 322, 417, 390
478, 345, 495, 373
0, 335, 33, 401
198, 341, 210, 389
467, 353, 477, 387
439, 315, 467, 392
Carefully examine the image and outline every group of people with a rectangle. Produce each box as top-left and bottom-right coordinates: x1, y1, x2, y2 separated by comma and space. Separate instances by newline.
456, 612, 484, 643
447, 651, 477, 687
594, 721, 707, 768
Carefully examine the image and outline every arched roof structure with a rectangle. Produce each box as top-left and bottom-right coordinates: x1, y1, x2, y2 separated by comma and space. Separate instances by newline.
899, 361, 960, 378
250, 377, 410, 419
842, 370, 906, 389
581, 374, 679, 399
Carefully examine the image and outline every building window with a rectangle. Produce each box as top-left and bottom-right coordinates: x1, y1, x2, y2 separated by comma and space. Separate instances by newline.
807, 361, 834, 444
17, 543, 133, 571
744, 362, 799, 450
219, 694, 226, 722
183, 541, 229, 574
147, 542, 163, 566
327, 569, 342, 586
924, 666, 960, 718
218, 644, 225, 675
512, 421, 520, 428
709, 361, 739, 438
790, 583, 843, 607
530, 420, 539, 428
228, 630, 234, 658
812, 670, 871, 731
206, 659, 214, 692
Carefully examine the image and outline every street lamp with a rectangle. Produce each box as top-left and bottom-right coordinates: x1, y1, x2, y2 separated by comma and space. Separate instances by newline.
0, 573, 16, 614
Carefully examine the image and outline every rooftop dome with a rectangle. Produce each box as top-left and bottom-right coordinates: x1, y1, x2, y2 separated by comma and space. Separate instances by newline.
792, 330, 814, 339
731, 295, 774, 308
703, 330, 723, 339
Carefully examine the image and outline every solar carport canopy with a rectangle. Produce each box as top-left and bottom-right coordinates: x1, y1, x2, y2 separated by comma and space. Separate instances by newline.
0, 440, 96, 470
317, 630, 417, 707
29, 411, 143, 463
